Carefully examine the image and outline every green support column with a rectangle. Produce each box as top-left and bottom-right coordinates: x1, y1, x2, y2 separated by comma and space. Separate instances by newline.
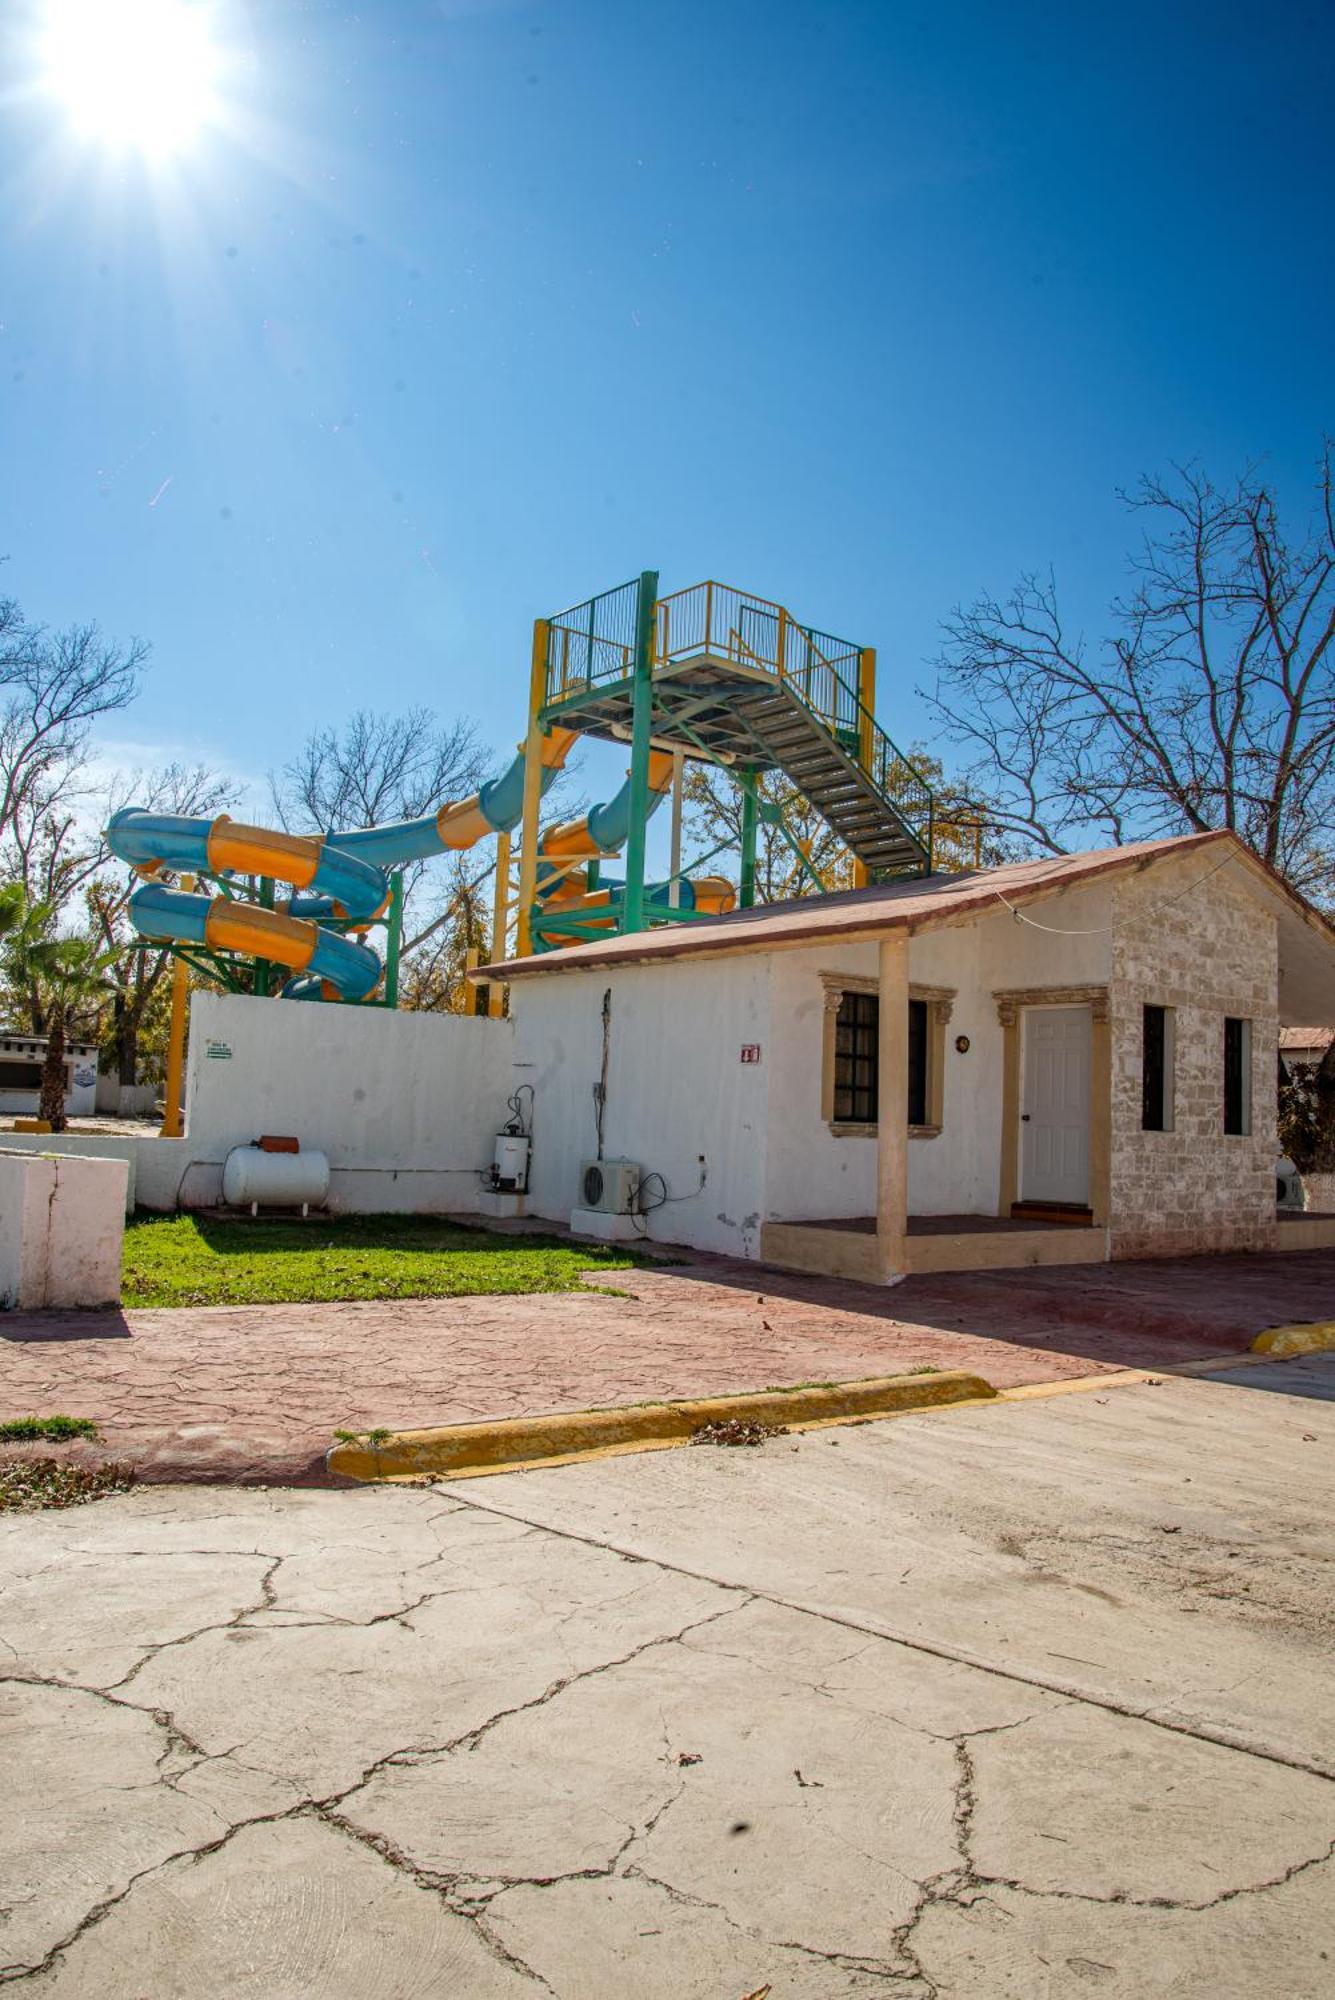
383, 872, 403, 1008
739, 769, 758, 909
254, 876, 274, 996
619, 568, 659, 935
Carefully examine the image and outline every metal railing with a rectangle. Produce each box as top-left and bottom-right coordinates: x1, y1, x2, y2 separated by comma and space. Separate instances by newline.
543, 577, 641, 701
654, 581, 865, 741
540, 576, 991, 874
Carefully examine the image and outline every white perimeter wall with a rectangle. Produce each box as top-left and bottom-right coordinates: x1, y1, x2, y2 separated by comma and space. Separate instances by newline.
151, 992, 515, 1213
512, 956, 773, 1258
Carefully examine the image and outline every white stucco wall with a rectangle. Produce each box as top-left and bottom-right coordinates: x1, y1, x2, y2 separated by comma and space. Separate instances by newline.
509, 883, 1115, 1254
762, 885, 1112, 1223
512, 956, 772, 1258
174, 993, 514, 1214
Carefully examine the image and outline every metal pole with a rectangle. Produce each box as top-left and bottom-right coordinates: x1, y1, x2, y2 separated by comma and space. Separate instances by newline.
620, 568, 659, 934
254, 875, 274, 996
739, 769, 758, 909
159, 872, 195, 1139
516, 618, 550, 957
487, 831, 511, 1018
383, 872, 403, 1008
668, 747, 684, 909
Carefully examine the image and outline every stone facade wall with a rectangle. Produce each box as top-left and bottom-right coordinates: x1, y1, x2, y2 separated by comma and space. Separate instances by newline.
1109, 858, 1278, 1258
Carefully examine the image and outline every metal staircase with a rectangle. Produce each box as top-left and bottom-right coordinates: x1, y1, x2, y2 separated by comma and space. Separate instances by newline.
540, 577, 939, 882
735, 681, 930, 877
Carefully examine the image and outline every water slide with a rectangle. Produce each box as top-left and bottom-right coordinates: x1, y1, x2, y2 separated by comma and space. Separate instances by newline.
108, 728, 578, 1001
108, 726, 735, 997
532, 748, 734, 945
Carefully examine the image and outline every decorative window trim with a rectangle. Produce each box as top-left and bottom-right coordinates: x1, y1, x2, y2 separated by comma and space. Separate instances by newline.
818, 973, 955, 1137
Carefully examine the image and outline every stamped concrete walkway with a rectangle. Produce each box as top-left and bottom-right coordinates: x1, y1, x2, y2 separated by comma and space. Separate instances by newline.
3, 1248, 1332, 1483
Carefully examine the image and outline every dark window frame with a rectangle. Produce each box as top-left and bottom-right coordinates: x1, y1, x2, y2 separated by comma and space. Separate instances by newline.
1142, 1003, 1168, 1131
831, 991, 930, 1128
1223, 1016, 1250, 1135
0, 1060, 46, 1091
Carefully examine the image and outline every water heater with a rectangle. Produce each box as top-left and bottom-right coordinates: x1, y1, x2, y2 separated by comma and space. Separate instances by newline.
493, 1131, 530, 1193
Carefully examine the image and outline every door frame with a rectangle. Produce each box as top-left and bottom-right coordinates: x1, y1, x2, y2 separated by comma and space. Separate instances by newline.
994, 985, 1111, 1222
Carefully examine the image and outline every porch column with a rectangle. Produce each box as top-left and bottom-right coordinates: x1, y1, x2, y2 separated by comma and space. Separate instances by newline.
876, 933, 909, 1281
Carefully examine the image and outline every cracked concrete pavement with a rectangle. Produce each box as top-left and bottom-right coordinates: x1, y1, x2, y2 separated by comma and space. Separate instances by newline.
2, 1357, 1333, 1996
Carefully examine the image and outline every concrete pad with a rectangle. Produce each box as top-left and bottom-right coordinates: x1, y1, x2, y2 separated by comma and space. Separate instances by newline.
911, 1865, 1335, 2000
491, 1871, 900, 1996
3, 1367, 1334, 1996
438, 1362, 1335, 1773
343, 1618, 962, 1952
123, 1523, 726, 1798
20, 1817, 536, 1998
0, 1681, 222, 1972
0, 1547, 273, 1688
967, 1702, 1334, 1903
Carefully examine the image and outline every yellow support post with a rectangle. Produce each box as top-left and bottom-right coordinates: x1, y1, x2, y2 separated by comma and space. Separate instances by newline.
159, 872, 194, 1138
854, 645, 878, 889
516, 619, 550, 958
487, 830, 511, 1016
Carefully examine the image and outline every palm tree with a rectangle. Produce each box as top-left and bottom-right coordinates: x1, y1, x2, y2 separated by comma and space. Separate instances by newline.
0, 890, 119, 1131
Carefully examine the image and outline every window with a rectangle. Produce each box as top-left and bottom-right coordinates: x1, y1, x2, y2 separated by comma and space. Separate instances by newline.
1223, 1017, 1252, 1135
830, 991, 932, 1128
907, 997, 928, 1127
833, 990, 878, 1125
0, 1060, 44, 1091
1141, 1004, 1175, 1131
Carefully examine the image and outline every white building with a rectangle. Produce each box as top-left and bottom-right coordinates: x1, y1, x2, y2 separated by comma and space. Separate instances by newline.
0, 1034, 100, 1122
492, 830, 1335, 1277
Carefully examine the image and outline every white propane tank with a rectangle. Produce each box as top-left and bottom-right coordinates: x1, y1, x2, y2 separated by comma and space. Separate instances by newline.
493, 1131, 530, 1192
222, 1146, 331, 1214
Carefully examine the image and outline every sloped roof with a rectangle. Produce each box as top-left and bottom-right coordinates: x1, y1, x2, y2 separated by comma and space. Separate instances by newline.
1280, 1025, 1333, 1051
491, 832, 1203, 972
483, 829, 1335, 1020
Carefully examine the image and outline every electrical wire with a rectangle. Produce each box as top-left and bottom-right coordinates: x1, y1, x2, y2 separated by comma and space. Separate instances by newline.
504, 1083, 534, 1137
630, 1162, 707, 1236
993, 852, 1236, 937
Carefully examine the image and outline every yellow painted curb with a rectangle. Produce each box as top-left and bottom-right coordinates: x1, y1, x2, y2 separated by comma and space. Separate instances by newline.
1251, 1320, 1335, 1358
326, 1370, 999, 1483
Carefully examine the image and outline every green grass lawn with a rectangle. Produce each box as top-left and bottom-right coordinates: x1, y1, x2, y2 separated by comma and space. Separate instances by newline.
122, 1212, 642, 1310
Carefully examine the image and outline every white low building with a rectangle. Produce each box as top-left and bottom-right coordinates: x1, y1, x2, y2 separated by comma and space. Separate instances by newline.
0, 1034, 100, 1122
491, 830, 1335, 1277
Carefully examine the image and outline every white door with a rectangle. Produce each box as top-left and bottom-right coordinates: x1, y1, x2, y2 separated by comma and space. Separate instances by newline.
1020, 1006, 1091, 1205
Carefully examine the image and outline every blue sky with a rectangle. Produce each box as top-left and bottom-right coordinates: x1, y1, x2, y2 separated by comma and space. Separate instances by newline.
3, 0, 1332, 815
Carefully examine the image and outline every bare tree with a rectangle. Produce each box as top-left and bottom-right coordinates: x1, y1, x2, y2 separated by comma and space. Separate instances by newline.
924, 448, 1335, 903
397, 853, 494, 1013
268, 706, 490, 955
0, 586, 146, 875
270, 708, 487, 834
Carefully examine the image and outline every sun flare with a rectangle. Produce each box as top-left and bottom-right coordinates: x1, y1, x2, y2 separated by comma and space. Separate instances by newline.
37, 0, 224, 160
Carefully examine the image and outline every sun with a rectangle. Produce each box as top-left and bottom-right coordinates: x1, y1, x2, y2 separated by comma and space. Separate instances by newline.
37, 0, 224, 160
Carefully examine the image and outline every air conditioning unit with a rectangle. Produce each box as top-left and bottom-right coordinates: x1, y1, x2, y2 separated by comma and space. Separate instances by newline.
580, 1159, 640, 1215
